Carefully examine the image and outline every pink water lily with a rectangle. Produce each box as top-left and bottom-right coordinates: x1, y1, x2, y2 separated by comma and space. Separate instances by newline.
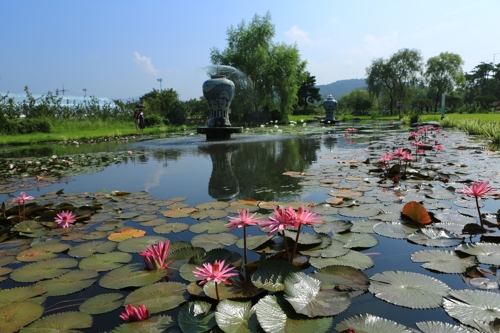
193, 259, 238, 301
226, 209, 261, 265
119, 304, 150, 322
139, 240, 173, 270
55, 210, 77, 228
290, 204, 324, 261
456, 181, 498, 227
12, 192, 35, 204
378, 153, 393, 164
259, 206, 295, 236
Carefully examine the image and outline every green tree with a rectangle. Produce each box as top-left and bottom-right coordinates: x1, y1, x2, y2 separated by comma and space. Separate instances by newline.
366, 48, 423, 118
297, 71, 322, 112
140, 88, 179, 123
340, 89, 372, 115
210, 12, 306, 122
424, 52, 465, 111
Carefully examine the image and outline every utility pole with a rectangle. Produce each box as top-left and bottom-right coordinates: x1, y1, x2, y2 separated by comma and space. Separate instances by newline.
60, 85, 68, 95
157, 78, 163, 91
83, 88, 87, 98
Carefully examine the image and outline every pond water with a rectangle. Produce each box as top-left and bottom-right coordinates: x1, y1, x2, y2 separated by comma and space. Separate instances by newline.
1, 121, 499, 332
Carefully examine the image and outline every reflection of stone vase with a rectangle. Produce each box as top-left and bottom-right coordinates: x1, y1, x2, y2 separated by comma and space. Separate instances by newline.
202, 145, 240, 201
202, 75, 235, 127
323, 94, 338, 122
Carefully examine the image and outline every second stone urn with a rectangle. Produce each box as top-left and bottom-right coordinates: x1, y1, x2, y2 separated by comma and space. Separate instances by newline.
323, 94, 338, 122
202, 74, 235, 127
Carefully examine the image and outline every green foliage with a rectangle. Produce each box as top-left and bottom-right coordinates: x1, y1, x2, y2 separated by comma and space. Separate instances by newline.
0, 118, 52, 135
210, 12, 306, 123
144, 114, 164, 127
297, 72, 322, 112
340, 89, 372, 115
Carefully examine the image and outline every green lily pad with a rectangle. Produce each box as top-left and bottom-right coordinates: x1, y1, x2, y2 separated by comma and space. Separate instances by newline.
79, 293, 124, 315
251, 261, 299, 292
336, 313, 411, 333
38, 269, 98, 296
10, 258, 78, 283
284, 272, 351, 317
311, 265, 370, 291
12, 220, 44, 233
313, 217, 352, 234
0, 301, 44, 333
310, 250, 374, 270
195, 201, 230, 210
191, 233, 238, 251
109, 315, 174, 333
369, 270, 450, 309
17, 243, 71, 262
332, 232, 379, 249
100, 263, 167, 289
19, 311, 92, 332
416, 321, 475, 333
124, 282, 188, 313
79, 252, 132, 271
190, 209, 228, 220
299, 238, 350, 258
443, 289, 500, 329
153, 222, 189, 234
117, 236, 166, 253
189, 220, 229, 234
131, 214, 161, 222
167, 245, 205, 261
225, 204, 259, 214
215, 300, 259, 333
411, 250, 477, 274
116, 211, 141, 219
254, 295, 333, 333
0, 284, 47, 308
373, 222, 419, 239
178, 301, 216, 333
235, 235, 274, 250
407, 228, 463, 247
350, 220, 380, 233
338, 206, 381, 218
455, 242, 500, 265
67, 241, 117, 258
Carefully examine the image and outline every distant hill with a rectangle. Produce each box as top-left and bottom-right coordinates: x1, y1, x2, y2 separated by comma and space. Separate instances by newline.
317, 78, 367, 100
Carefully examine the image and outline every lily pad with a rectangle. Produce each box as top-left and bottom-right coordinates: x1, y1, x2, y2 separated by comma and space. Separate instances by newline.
190, 209, 228, 220
162, 207, 198, 218
189, 220, 229, 234
0, 301, 44, 333
416, 321, 475, 333
67, 241, 117, 258
373, 222, 419, 239
178, 301, 216, 333
100, 263, 167, 289
338, 206, 380, 218
10, 258, 78, 283
335, 313, 411, 333
79, 293, 124, 315
310, 250, 374, 270
124, 282, 189, 313
17, 243, 71, 262
443, 289, 500, 329
311, 265, 370, 291
117, 236, 166, 253
313, 218, 352, 234
215, 300, 259, 333
153, 222, 189, 234
19, 311, 92, 332
332, 232, 379, 249
191, 233, 238, 251
410, 250, 477, 274
108, 315, 174, 333
108, 228, 146, 242
454, 242, 500, 265
235, 235, 273, 250
369, 270, 449, 309
38, 269, 98, 296
251, 261, 299, 292
79, 252, 133, 271
407, 228, 463, 247
0, 284, 47, 308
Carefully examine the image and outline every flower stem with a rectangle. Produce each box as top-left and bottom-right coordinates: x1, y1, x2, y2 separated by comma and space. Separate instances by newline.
475, 196, 484, 227
215, 282, 220, 302
243, 226, 248, 266
281, 230, 290, 261
291, 224, 302, 262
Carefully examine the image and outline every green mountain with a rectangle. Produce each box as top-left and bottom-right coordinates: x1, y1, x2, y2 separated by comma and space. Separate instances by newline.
317, 78, 367, 100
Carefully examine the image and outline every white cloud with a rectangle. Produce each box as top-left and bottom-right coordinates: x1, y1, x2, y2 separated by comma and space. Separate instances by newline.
284, 26, 330, 46
133, 52, 159, 74
363, 32, 398, 55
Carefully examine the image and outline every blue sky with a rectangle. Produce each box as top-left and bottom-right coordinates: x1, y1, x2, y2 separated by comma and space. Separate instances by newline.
1, 0, 499, 101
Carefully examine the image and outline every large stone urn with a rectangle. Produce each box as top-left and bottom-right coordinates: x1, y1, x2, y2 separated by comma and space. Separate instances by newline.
323, 94, 338, 122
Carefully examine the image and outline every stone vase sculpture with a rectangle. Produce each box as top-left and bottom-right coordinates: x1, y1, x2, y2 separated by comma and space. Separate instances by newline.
202, 75, 235, 127
323, 94, 338, 122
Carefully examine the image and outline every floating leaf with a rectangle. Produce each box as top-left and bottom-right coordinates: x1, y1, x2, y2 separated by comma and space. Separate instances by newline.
108, 228, 146, 242
235, 235, 273, 250
313, 218, 352, 234
332, 232, 378, 249
79, 252, 132, 271
416, 321, 475, 333
411, 250, 477, 274
162, 207, 197, 218
20, 311, 92, 332
0, 301, 44, 333
189, 220, 229, 234
407, 228, 463, 247
17, 243, 71, 262
10, 258, 78, 283
443, 289, 500, 329
153, 222, 189, 234
0, 284, 47, 308
124, 282, 188, 313
117, 236, 166, 253
191, 209, 228, 220
191, 233, 238, 251
310, 250, 374, 270
369, 270, 449, 309
100, 263, 166, 289
254, 295, 333, 333
79, 293, 124, 315
215, 300, 259, 333
167, 246, 205, 261
12, 220, 44, 233
284, 272, 350, 317
469, 278, 499, 290
338, 206, 380, 218
455, 242, 500, 265
38, 269, 98, 296
180, 249, 242, 283
178, 301, 216, 333
401, 201, 432, 225
67, 241, 117, 258
311, 265, 370, 291
251, 261, 299, 292
336, 313, 411, 333
108, 315, 174, 333
373, 222, 419, 239
299, 238, 350, 258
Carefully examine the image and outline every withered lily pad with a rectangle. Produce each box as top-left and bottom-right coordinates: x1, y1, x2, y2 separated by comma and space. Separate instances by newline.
79, 293, 124, 315
108, 228, 146, 242
38, 269, 98, 296
11, 258, 78, 283
20, 311, 92, 332
454, 242, 500, 265
79, 252, 133, 271
407, 228, 463, 247
17, 243, 71, 262
369, 270, 449, 309
124, 282, 189, 313
100, 263, 166, 289
411, 250, 477, 274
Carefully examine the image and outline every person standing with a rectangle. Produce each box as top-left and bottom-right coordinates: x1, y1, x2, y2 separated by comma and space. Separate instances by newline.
135, 103, 145, 135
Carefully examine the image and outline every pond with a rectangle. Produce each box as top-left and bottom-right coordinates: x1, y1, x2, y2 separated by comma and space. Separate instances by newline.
1, 121, 499, 333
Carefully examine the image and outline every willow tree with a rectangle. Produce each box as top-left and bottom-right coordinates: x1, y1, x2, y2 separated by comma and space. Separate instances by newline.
424, 52, 465, 111
210, 12, 306, 122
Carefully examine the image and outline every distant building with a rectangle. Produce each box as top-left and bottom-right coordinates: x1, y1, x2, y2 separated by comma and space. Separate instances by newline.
0, 92, 118, 109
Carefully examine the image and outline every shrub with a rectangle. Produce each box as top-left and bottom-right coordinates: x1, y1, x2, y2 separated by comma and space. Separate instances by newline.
0, 118, 52, 135
144, 114, 164, 127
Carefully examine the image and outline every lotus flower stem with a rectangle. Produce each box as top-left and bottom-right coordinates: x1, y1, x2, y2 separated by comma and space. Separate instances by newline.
215, 282, 220, 302
291, 224, 302, 262
243, 226, 248, 265
475, 196, 483, 227
281, 230, 290, 261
